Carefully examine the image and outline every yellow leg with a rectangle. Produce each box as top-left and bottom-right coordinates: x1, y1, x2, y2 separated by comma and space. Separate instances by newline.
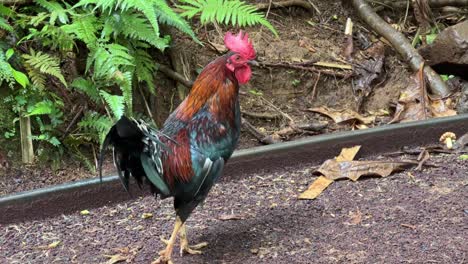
152, 217, 183, 264
179, 224, 208, 256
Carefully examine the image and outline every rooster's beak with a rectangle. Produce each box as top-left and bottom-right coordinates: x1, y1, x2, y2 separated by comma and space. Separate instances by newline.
248, 60, 259, 67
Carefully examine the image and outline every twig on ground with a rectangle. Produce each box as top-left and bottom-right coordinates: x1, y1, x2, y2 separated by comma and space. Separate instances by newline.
241, 118, 280, 145
260, 61, 351, 78
138, 86, 157, 126
309, 71, 321, 101
60, 106, 85, 141
351, 0, 450, 97
242, 111, 282, 120
157, 64, 194, 88
256, 0, 315, 12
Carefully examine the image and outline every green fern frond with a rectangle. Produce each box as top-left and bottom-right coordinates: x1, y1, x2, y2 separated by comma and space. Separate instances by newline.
75, 0, 198, 43
87, 43, 134, 79
114, 71, 133, 115
72, 77, 101, 103
22, 50, 68, 88
99, 90, 125, 119
0, 50, 14, 86
119, 12, 171, 50
61, 14, 99, 47
133, 48, 156, 93
26, 100, 56, 116
0, 17, 13, 32
152, 0, 199, 43
78, 111, 113, 144
178, 0, 278, 37
36, 0, 69, 25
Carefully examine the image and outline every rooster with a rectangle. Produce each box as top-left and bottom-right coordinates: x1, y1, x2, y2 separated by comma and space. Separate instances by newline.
99, 31, 257, 264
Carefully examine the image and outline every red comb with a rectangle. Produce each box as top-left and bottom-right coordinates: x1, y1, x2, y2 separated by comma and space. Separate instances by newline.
224, 31, 256, 60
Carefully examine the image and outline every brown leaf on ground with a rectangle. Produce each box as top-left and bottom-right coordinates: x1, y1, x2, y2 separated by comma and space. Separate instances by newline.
104, 246, 141, 264
390, 66, 457, 123
354, 41, 385, 98
348, 210, 362, 225
316, 159, 415, 181
298, 176, 334, 200
336, 145, 361, 162
299, 146, 417, 199
217, 213, 247, 221
431, 98, 457, 117
308, 106, 375, 125
38, 241, 61, 250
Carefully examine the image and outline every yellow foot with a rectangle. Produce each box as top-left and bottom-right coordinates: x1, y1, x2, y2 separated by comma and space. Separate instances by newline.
151, 248, 174, 264
180, 241, 208, 256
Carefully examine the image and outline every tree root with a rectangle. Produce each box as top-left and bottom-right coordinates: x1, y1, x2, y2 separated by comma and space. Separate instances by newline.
374, 0, 468, 10
352, 0, 450, 97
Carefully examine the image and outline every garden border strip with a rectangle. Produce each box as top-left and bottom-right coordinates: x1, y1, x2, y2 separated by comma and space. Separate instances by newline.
1, 114, 467, 224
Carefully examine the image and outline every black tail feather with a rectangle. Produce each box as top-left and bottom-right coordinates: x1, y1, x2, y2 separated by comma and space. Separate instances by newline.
98, 116, 169, 196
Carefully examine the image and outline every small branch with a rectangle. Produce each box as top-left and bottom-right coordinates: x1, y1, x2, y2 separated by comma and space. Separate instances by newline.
260, 61, 351, 78
61, 106, 85, 140
242, 111, 282, 119
256, 0, 315, 12
241, 118, 280, 145
158, 64, 194, 88
351, 0, 450, 97
138, 86, 157, 127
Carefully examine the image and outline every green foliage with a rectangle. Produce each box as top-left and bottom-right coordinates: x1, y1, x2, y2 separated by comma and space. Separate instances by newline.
178, 0, 278, 36
99, 90, 125, 119
22, 50, 67, 88
0, 4, 14, 32
78, 111, 113, 144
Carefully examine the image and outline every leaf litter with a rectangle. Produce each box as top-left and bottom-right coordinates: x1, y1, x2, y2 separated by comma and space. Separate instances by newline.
299, 145, 418, 200
389, 65, 456, 124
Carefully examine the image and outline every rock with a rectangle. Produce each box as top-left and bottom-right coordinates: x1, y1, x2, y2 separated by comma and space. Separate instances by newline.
418, 20, 468, 79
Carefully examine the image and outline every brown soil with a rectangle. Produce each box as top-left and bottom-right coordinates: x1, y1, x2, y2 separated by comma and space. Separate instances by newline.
1, 153, 467, 263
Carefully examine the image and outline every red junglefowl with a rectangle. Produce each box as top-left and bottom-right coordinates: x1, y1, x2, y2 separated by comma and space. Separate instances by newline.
99, 31, 257, 264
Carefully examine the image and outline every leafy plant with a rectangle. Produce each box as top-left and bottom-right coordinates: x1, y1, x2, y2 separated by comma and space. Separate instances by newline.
178, 0, 278, 36
22, 49, 67, 88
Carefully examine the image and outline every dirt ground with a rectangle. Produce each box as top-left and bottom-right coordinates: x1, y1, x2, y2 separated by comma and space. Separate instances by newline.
1, 153, 467, 263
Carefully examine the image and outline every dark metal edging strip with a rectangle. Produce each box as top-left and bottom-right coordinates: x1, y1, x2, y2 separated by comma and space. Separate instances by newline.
1, 114, 467, 224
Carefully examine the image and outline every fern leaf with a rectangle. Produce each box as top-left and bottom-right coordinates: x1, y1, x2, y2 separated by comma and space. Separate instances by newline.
178, 0, 278, 37
61, 14, 99, 47
22, 50, 68, 88
100, 90, 125, 119
78, 111, 113, 145
26, 100, 56, 116
72, 77, 101, 103
36, 0, 69, 25
0, 17, 13, 32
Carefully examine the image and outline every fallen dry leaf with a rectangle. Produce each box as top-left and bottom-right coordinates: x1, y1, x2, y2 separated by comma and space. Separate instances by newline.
308, 106, 375, 125
80, 210, 90, 215
431, 98, 457, 117
105, 254, 128, 264
38, 241, 61, 250
141, 213, 153, 219
336, 145, 361, 162
299, 146, 418, 199
390, 65, 456, 123
298, 176, 334, 200
104, 246, 141, 264
354, 41, 385, 98
348, 210, 362, 225
316, 159, 415, 181
217, 214, 246, 221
